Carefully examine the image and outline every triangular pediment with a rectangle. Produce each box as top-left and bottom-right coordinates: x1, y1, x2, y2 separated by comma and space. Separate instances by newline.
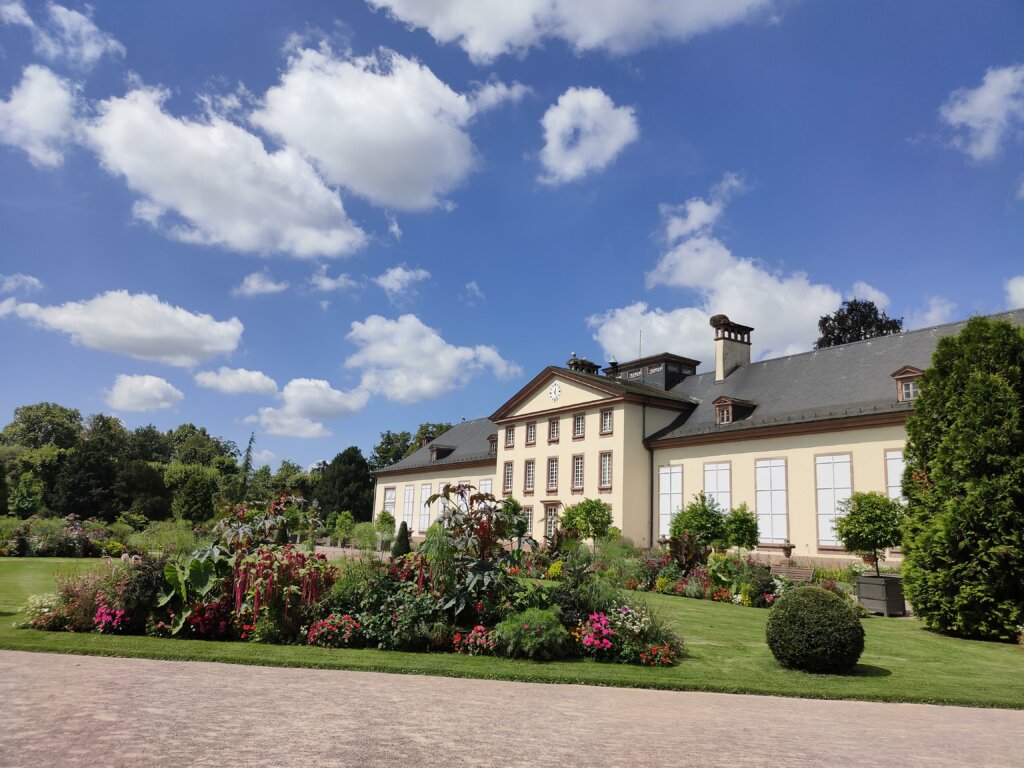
490, 367, 621, 422
890, 365, 924, 380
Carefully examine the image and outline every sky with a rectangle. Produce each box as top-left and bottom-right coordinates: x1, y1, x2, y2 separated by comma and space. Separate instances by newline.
1, 1, 1022, 470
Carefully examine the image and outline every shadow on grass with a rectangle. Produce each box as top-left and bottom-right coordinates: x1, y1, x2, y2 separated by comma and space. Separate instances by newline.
843, 664, 892, 678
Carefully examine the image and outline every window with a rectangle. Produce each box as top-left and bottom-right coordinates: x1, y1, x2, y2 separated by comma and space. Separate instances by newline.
755, 459, 788, 544
704, 462, 731, 511
572, 413, 585, 439
600, 408, 613, 435
403, 485, 415, 527
419, 483, 431, 531
382, 487, 396, 521
572, 454, 584, 490
547, 457, 558, 491
456, 481, 469, 511
647, 363, 663, 374
545, 505, 559, 537
505, 426, 515, 448
627, 369, 642, 379
901, 380, 920, 401
524, 459, 535, 493
503, 462, 513, 493
488, 437, 497, 455
715, 405, 732, 425
526, 422, 536, 445
599, 451, 613, 489
523, 506, 534, 537
816, 454, 852, 546
548, 418, 559, 443
479, 479, 492, 495
658, 466, 682, 539
885, 449, 905, 501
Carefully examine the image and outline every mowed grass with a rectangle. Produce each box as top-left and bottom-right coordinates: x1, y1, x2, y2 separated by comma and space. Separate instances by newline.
1, 558, 1022, 708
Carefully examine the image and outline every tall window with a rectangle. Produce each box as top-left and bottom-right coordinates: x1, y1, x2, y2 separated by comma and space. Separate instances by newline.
573, 413, 585, 438
545, 504, 559, 537
600, 408, 613, 435
704, 462, 731, 511
479, 479, 492, 495
548, 418, 559, 443
526, 422, 536, 445
504, 426, 515, 448
572, 454, 584, 490
503, 462, 513, 493
658, 466, 682, 539
403, 485, 415, 527
755, 459, 788, 544
523, 506, 534, 537
382, 487, 396, 522
816, 454, 852, 546
419, 483, 431, 531
456, 481, 469, 511
547, 457, 558, 491
599, 451, 613, 489
524, 459, 535, 492
885, 449, 905, 501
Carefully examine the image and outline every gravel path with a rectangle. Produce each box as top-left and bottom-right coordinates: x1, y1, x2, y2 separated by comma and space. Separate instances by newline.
1, 650, 1021, 767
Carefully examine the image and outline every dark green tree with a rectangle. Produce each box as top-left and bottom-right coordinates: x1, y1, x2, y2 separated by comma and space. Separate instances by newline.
369, 429, 412, 471
902, 316, 1024, 640
171, 471, 217, 523
815, 298, 903, 349
127, 424, 174, 464
0, 402, 82, 450
391, 521, 412, 558
52, 443, 119, 519
113, 460, 172, 521
725, 502, 760, 550
669, 492, 727, 554
81, 413, 130, 461
405, 422, 454, 457
0, 463, 8, 516
314, 447, 374, 521
561, 498, 613, 549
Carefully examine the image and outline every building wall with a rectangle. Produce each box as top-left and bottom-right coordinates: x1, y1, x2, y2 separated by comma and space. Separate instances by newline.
649, 423, 907, 561
373, 466, 497, 535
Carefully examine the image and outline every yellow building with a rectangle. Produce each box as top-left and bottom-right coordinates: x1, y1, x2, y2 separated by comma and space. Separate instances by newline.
371, 309, 1023, 561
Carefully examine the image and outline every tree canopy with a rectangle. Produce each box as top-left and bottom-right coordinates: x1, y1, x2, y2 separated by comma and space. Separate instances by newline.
0, 402, 82, 450
815, 298, 903, 349
314, 447, 374, 522
369, 422, 455, 470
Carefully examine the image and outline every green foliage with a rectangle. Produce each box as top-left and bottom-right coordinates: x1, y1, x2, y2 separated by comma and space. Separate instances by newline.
419, 523, 456, 595
332, 510, 355, 546
834, 492, 904, 576
0, 461, 8, 517
561, 498, 614, 543
725, 502, 759, 550
815, 298, 903, 350
902, 316, 1024, 640
374, 509, 395, 551
171, 470, 217, 523
9, 471, 44, 518
765, 586, 865, 673
391, 521, 412, 558
0, 402, 82, 450
494, 608, 569, 660
670, 492, 726, 552
368, 429, 412, 471
114, 460, 172, 521
127, 519, 205, 557
406, 422, 453, 456
351, 522, 377, 551
358, 580, 439, 650
314, 447, 373, 521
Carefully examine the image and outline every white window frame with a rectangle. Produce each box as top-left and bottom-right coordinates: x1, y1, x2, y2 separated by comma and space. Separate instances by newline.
658, 465, 681, 539
478, 478, 492, 496
573, 413, 585, 438
885, 449, 905, 501
524, 459, 535, 492
548, 418, 559, 442
382, 487, 396, 522
525, 422, 536, 445
503, 462, 513, 493
547, 457, 558, 491
523, 506, 534, 537
545, 504, 559, 537
403, 485, 415, 527
703, 462, 732, 511
901, 380, 920, 401
755, 458, 788, 544
419, 483, 431, 531
504, 426, 515, 448
816, 454, 853, 546
572, 454, 584, 490
600, 408, 613, 435
599, 451, 612, 489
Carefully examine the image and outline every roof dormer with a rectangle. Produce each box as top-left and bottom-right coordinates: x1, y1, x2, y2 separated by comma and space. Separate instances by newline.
891, 366, 924, 403
429, 443, 456, 462
712, 395, 756, 425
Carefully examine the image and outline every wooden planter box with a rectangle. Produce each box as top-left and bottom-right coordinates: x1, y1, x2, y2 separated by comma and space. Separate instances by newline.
855, 574, 905, 617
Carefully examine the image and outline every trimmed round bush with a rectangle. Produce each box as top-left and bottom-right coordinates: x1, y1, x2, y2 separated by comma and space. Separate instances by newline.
765, 586, 865, 673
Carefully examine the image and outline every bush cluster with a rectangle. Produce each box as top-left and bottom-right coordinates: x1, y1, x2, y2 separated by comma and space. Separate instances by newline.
765, 586, 865, 673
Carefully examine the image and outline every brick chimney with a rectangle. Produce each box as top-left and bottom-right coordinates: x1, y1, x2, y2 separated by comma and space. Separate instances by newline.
710, 315, 753, 382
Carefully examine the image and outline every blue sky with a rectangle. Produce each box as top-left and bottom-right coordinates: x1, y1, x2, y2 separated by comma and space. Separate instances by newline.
1, 0, 1022, 469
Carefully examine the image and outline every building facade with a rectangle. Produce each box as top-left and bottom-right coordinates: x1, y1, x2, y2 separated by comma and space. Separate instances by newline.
371, 309, 1023, 561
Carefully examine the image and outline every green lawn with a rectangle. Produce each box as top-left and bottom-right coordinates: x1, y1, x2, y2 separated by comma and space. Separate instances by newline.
1, 558, 1022, 708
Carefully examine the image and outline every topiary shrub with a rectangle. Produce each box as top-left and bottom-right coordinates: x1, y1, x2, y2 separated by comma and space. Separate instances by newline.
391, 521, 411, 558
765, 586, 865, 673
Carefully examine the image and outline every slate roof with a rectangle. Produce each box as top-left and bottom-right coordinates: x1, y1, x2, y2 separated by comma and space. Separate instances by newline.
372, 417, 497, 475
555, 368, 696, 403
649, 309, 1024, 443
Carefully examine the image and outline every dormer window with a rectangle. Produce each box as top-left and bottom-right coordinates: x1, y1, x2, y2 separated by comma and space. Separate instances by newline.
712, 395, 755, 426
891, 366, 924, 403
902, 380, 920, 401
488, 436, 497, 455
716, 405, 732, 425
430, 444, 455, 462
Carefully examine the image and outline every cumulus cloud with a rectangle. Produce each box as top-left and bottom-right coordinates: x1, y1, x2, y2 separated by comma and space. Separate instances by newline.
83, 85, 366, 258
252, 449, 277, 466
366, 0, 774, 63
252, 47, 520, 210
0, 272, 43, 294
232, 270, 289, 297
847, 280, 891, 309
538, 87, 638, 185
106, 374, 183, 412
309, 264, 357, 292
660, 172, 744, 241
0, 289, 243, 366
374, 265, 430, 303
941, 63, 1024, 161
0, 1, 124, 69
906, 296, 957, 329
345, 313, 520, 404
1006, 275, 1024, 309
252, 378, 370, 438
194, 367, 278, 395
463, 280, 485, 305
0, 65, 78, 168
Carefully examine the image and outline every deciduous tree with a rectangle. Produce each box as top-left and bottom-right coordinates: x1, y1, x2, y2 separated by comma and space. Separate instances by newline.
815, 298, 903, 349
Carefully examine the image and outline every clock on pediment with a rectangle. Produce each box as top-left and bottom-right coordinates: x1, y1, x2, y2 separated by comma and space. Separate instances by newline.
548, 382, 561, 402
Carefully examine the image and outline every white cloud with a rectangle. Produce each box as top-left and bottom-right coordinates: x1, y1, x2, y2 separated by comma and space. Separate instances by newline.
0, 289, 243, 367
385, 211, 402, 240
366, 0, 773, 63
232, 270, 289, 297
538, 87, 638, 185
0, 272, 43, 294
906, 296, 957, 329
847, 280, 890, 310
252, 378, 370, 438
106, 374, 183, 412
940, 64, 1024, 162
1006, 275, 1024, 309
463, 280, 485, 305
374, 265, 430, 303
660, 172, 744, 241
0, 65, 77, 168
309, 264, 357, 292
345, 313, 521, 404
0, 1, 124, 69
252, 47, 519, 210
469, 79, 531, 111
252, 449, 277, 466
194, 367, 278, 395
83, 85, 366, 258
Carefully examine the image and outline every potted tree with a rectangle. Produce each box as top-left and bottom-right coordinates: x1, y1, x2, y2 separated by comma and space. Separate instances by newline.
835, 491, 906, 616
